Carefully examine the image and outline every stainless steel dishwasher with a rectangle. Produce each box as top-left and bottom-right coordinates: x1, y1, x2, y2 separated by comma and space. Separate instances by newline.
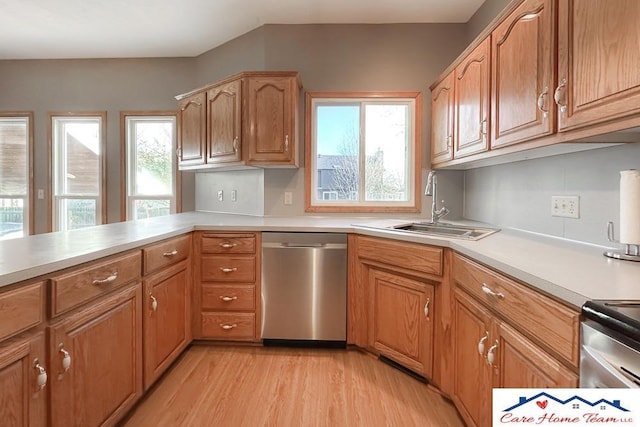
261, 232, 347, 345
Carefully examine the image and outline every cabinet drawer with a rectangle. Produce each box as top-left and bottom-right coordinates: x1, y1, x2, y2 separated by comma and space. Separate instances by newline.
51, 251, 142, 317
201, 312, 255, 339
357, 236, 443, 277
201, 233, 256, 254
202, 285, 255, 311
143, 234, 191, 275
452, 253, 579, 366
0, 282, 45, 341
201, 256, 255, 282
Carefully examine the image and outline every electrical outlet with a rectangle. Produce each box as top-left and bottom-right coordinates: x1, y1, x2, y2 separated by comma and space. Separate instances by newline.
37, 189, 45, 199
284, 191, 293, 205
551, 196, 580, 218
217, 190, 224, 202
231, 190, 237, 202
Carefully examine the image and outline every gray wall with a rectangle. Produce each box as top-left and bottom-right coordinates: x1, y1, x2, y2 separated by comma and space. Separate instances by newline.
0, 58, 197, 233
466, 0, 511, 43
194, 23, 469, 218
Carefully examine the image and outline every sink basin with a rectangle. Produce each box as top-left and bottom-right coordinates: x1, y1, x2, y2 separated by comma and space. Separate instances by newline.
389, 222, 499, 240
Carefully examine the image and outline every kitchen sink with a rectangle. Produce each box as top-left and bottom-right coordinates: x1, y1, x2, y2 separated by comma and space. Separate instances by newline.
387, 222, 499, 240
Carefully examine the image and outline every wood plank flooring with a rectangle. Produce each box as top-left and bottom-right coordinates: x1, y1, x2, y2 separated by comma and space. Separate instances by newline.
122, 345, 464, 427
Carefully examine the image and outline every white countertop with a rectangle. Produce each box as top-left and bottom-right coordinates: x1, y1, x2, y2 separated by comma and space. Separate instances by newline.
1, 211, 639, 309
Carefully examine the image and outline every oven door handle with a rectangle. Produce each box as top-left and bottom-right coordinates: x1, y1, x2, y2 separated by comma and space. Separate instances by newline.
582, 345, 639, 388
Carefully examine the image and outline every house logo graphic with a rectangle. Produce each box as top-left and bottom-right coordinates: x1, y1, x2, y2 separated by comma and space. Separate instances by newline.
493, 388, 640, 426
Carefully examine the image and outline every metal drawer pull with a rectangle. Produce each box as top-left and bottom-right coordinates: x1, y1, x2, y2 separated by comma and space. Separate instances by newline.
220, 296, 238, 302
478, 331, 489, 356
220, 323, 237, 330
92, 271, 118, 285
34, 359, 48, 391
219, 242, 237, 249
220, 267, 238, 273
163, 250, 178, 257
59, 347, 71, 372
233, 137, 239, 153
482, 283, 505, 299
554, 78, 567, 112
537, 86, 549, 117
487, 340, 499, 366
150, 295, 158, 312
424, 299, 430, 317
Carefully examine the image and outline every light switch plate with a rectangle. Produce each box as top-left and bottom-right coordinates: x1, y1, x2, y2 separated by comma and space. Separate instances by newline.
551, 195, 579, 218
284, 191, 293, 205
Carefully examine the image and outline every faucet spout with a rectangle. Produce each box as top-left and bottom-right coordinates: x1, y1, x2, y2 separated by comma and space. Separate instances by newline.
425, 171, 448, 223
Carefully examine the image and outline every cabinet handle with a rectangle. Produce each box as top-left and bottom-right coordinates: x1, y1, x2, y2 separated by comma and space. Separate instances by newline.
554, 78, 567, 112
233, 136, 239, 153
487, 340, 499, 366
92, 271, 118, 285
150, 295, 158, 312
446, 135, 452, 148
33, 359, 48, 391
162, 249, 178, 257
176, 146, 182, 159
219, 241, 237, 249
478, 331, 489, 356
537, 86, 549, 118
220, 296, 238, 302
284, 135, 289, 151
480, 119, 487, 136
58, 346, 72, 372
219, 323, 237, 330
220, 267, 238, 273
481, 283, 505, 299
424, 299, 430, 317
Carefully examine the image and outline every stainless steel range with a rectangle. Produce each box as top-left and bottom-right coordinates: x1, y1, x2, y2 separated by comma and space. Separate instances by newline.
581, 300, 640, 388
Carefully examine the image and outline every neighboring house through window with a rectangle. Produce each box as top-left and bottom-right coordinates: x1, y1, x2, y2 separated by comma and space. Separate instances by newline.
305, 92, 422, 212
50, 112, 106, 231
122, 112, 178, 221
0, 112, 33, 239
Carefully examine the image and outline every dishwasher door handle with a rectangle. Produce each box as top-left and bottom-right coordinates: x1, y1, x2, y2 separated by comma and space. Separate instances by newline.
262, 242, 347, 249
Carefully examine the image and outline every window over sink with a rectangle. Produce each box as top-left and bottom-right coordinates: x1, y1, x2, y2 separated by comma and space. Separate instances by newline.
305, 92, 422, 213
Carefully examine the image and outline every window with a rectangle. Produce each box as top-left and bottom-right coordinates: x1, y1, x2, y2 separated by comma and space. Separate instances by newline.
0, 113, 33, 239
122, 113, 178, 221
50, 113, 106, 231
305, 92, 421, 212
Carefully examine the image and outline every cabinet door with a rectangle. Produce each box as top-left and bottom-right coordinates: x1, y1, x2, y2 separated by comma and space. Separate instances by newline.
49, 284, 142, 427
143, 261, 190, 390
431, 72, 454, 165
493, 321, 578, 388
0, 332, 47, 427
370, 269, 434, 377
246, 76, 297, 165
491, 0, 555, 148
454, 38, 490, 158
177, 92, 207, 167
557, 0, 640, 131
452, 289, 492, 427
206, 80, 242, 164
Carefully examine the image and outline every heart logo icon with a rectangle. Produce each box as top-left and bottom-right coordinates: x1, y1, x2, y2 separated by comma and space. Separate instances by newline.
536, 400, 548, 409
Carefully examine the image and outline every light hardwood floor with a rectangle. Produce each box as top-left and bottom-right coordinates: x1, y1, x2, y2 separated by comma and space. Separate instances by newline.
122, 345, 464, 427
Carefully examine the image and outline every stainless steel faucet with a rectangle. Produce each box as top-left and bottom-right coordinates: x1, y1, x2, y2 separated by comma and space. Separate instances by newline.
425, 171, 450, 224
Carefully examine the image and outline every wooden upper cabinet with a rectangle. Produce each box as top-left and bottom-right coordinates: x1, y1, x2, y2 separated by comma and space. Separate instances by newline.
454, 38, 490, 158
246, 75, 298, 166
491, 0, 555, 148
206, 80, 242, 164
556, 0, 640, 131
431, 72, 454, 165
177, 91, 207, 167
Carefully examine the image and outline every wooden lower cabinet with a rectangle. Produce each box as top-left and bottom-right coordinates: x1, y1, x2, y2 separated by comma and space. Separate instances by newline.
143, 260, 191, 390
453, 288, 577, 427
0, 331, 47, 427
49, 284, 143, 427
370, 268, 434, 377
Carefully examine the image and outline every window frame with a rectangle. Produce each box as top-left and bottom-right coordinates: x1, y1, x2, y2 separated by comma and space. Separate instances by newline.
304, 92, 422, 213
0, 111, 34, 238
120, 111, 180, 221
48, 111, 107, 232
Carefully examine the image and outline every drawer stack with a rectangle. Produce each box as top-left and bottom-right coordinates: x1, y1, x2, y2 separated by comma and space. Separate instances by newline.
196, 232, 261, 341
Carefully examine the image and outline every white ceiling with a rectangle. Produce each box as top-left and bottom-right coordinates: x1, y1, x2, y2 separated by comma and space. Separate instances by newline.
0, 0, 485, 60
